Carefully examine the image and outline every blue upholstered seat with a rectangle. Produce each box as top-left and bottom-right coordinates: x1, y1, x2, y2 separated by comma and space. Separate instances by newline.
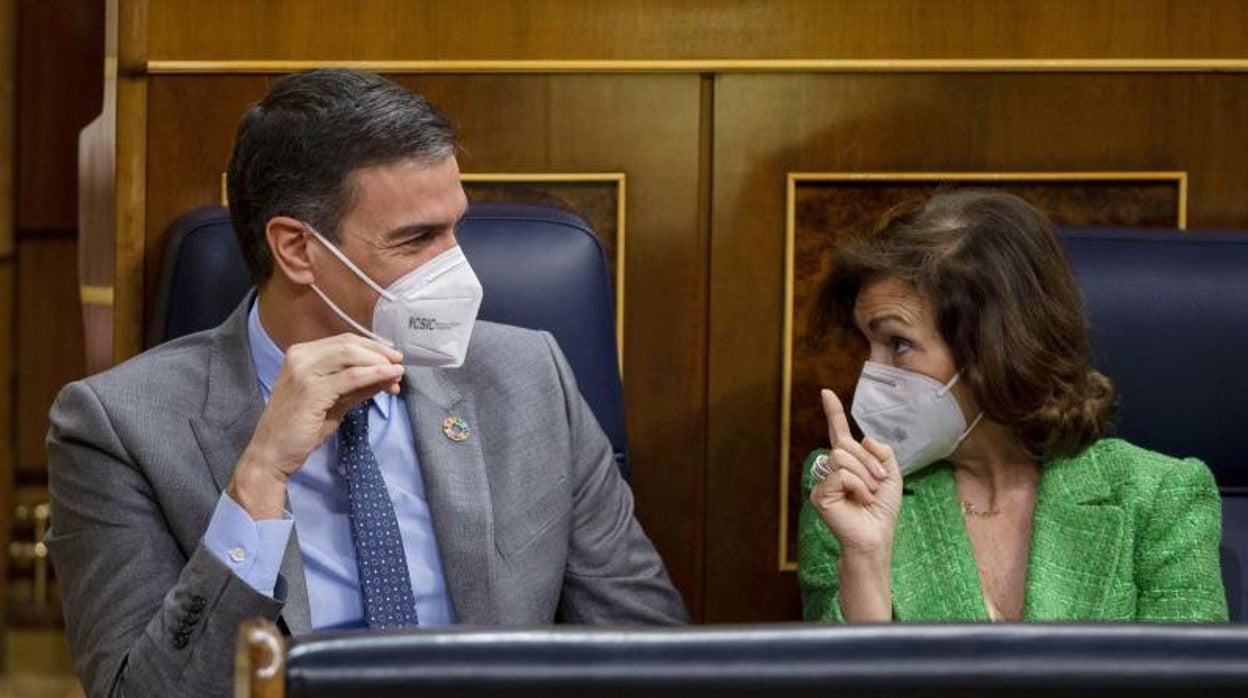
151, 202, 629, 477
1061, 226, 1248, 620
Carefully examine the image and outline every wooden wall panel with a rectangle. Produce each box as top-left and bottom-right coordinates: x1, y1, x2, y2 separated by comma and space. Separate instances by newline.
782, 175, 1182, 570
707, 73, 1248, 622
15, 239, 86, 476
145, 0, 1248, 62
461, 178, 622, 291
12, 0, 101, 482
7, 0, 102, 636
1, 0, 13, 258
12, 0, 99, 487
1, 0, 12, 650
143, 73, 708, 616
15, 0, 104, 233
0, 263, 10, 472
69, 0, 1248, 628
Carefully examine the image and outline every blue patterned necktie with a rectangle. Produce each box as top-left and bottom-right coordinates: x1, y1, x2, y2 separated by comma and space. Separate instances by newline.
339, 401, 419, 628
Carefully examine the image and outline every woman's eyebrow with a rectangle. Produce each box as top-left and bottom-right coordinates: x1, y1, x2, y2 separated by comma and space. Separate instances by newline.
867, 313, 912, 333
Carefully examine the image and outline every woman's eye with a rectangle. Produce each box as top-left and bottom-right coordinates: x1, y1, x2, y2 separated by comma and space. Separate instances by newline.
891, 337, 913, 355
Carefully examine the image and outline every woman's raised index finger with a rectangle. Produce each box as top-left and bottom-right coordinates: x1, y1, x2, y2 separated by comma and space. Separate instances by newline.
821, 388, 854, 445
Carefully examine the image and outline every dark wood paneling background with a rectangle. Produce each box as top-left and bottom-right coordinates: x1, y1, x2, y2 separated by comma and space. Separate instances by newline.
16, 1, 103, 233
8, 0, 101, 631
142, 73, 708, 616
142, 0, 1248, 60
29, 0, 1248, 631
461, 180, 622, 289
708, 73, 1248, 620
783, 177, 1182, 571
1, 0, 15, 654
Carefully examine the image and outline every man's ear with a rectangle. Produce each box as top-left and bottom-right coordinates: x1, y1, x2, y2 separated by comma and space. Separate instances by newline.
267, 216, 315, 285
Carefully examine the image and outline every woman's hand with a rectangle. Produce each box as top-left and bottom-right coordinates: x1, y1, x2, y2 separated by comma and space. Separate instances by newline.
809, 389, 904, 621
809, 388, 903, 557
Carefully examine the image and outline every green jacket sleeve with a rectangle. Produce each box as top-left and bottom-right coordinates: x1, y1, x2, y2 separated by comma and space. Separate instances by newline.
797, 449, 846, 623
1134, 456, 1228, 621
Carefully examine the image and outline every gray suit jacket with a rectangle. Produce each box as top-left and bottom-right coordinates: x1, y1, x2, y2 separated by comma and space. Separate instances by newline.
46, 297, 687, 697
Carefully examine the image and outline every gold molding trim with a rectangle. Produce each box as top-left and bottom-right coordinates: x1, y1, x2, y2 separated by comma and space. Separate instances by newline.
462, 173, 625, 182
778, 170, 1188, 573
147, 59, 1248, 75
789, 171, 1188, 229
81, 285, 116, 307
780, 174, 800, 574
461, 172, 627, 372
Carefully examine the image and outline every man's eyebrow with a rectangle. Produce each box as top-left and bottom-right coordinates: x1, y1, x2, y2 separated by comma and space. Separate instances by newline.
383, 223, 441, 241
383, 213, 468, 241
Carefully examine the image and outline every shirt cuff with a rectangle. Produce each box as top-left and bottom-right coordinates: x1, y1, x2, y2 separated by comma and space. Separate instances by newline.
202, 492, 294, 598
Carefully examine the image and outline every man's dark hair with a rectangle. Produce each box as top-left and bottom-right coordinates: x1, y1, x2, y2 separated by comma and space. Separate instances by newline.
226, 68, 456, 284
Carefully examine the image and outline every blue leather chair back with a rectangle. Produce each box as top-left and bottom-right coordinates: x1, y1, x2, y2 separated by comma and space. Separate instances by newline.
151, 202, 629, 477
1061, 226, 1248, 620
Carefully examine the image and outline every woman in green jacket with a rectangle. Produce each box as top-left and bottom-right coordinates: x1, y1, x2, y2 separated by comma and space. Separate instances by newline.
799, 191, 1227, 623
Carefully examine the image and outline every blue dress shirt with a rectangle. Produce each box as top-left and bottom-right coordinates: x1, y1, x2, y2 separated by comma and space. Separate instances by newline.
202, 301, 457, 628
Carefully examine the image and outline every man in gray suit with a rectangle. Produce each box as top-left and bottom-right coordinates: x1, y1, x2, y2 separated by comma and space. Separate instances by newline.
47, 69, 687, 697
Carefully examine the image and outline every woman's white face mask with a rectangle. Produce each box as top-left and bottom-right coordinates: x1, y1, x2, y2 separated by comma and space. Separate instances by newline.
304, 223, 484, 368
849, 361, 984, 476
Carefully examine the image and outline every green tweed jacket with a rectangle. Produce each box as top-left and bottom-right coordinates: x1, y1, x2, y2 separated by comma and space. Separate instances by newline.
798, 438, 1228, 622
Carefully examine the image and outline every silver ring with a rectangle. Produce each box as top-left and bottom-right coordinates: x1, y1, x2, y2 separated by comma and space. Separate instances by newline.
810, 454, 833, 483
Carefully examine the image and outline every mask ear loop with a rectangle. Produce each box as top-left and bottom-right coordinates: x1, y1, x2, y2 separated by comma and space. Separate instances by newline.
301, 223, 398, 348
955, 411, 986, 446
937, 371, 962, 396
307, 284, 396, 348
303, 223, 397, 302
940, 370, 984, 445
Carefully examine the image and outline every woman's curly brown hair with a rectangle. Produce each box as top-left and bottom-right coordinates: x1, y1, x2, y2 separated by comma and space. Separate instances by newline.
815, 191, 1117, 461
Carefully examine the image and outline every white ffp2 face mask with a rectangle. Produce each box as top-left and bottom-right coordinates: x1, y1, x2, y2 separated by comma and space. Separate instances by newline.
304, 224, 484, 368
849, 361, 984, 476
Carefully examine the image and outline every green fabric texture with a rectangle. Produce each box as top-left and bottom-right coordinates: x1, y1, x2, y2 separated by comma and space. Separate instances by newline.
798, 438, 1228, 622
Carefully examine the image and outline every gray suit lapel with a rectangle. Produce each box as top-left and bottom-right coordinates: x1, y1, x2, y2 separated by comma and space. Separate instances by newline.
188, 295, 264, 492
403, 367, 500, 624
186, 294, 313, 635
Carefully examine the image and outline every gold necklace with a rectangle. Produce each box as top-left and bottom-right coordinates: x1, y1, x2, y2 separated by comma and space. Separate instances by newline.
961, 500, 1001, 518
